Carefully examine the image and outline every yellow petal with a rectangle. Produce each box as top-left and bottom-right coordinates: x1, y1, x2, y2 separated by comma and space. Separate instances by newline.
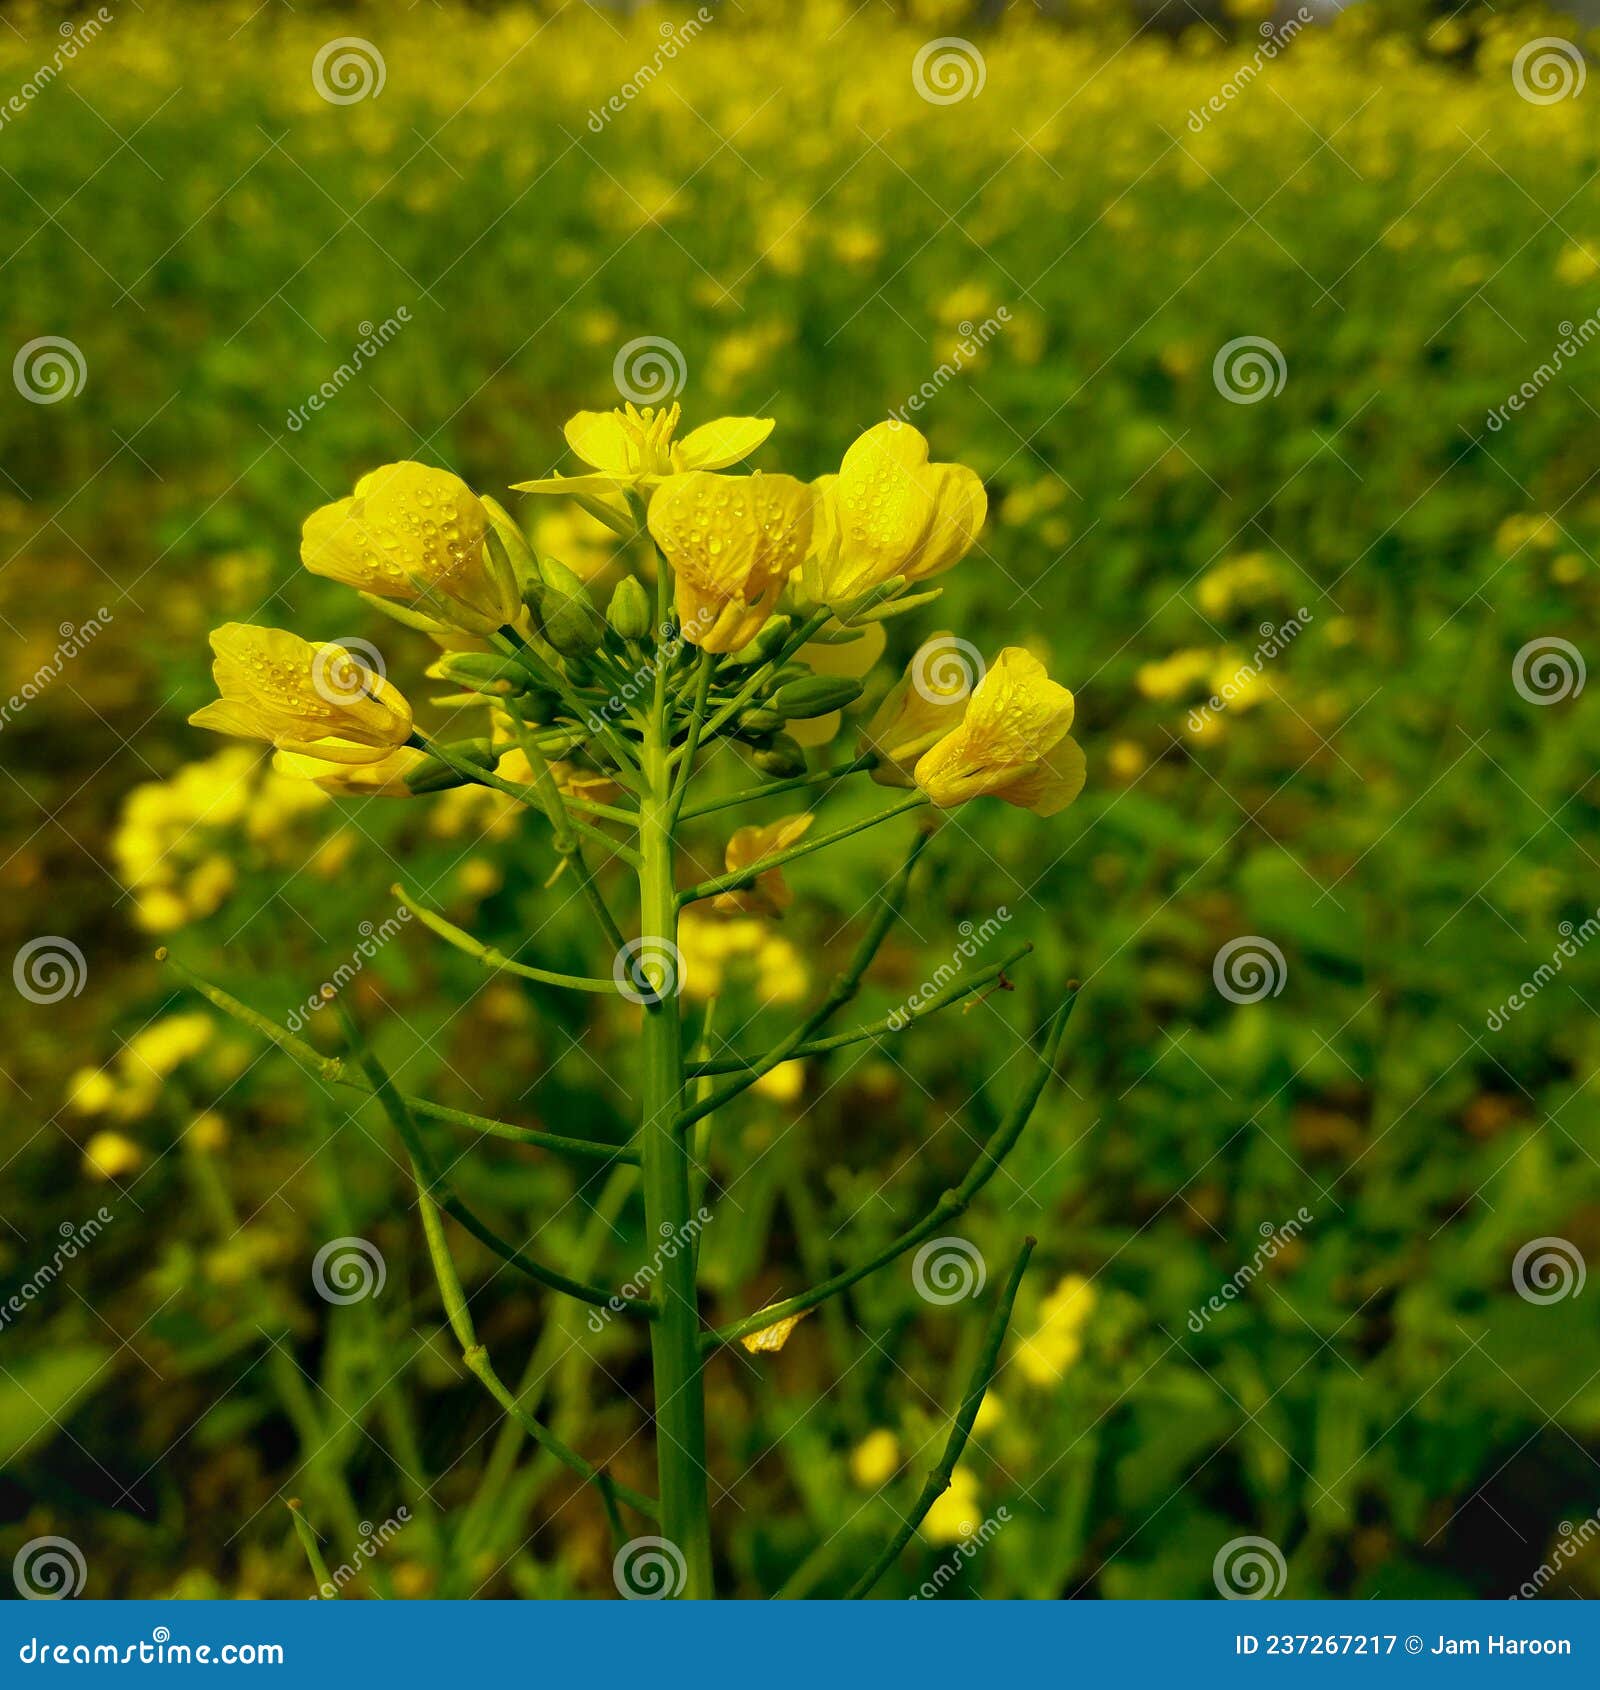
956, 647, 1075, 765
675, 415, 775, 471
562, 410, 635, 473
740, 1307, 811, 1354
273, 746, 427, 796
986, 734, 1086, 816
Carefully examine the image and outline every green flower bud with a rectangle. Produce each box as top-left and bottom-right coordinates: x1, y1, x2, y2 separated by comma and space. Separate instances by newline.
534, 557, 604, 658
404, 737, 498, 794
606, 576, 652, 642
750, 733, 807, 778
735, 706, 786, 738
480, 496, 542, 606
769, 675, 864, 718
425, 651, 529, 695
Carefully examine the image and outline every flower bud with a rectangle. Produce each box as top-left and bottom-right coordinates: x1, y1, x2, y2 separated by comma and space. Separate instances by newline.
750, 733, 807, 778
606, 576, 652, 642
736, 705, 786, 737
769, 675, 864, 719
533, 557, 605, 658
425, 651, 529, 695
403, 738, 498, 794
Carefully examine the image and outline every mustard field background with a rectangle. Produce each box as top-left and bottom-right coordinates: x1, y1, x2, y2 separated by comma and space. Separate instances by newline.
2, 0, 1598, 1599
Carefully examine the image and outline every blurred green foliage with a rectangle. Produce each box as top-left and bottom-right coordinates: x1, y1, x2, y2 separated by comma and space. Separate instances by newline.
1, 0, 1597, 1600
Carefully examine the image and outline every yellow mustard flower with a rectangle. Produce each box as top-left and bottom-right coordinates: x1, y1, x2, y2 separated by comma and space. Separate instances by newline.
301, 461, 517, 635
513, 402, 773, 499
856, 632, 973, 787
83, 1131, 142, 1181
189, 623, 413, 764
647, 470, 814, 653
272, 746, 429, 797
922, 1466, 982, 1544
850, 1429, 901, 1489
711, 813, 814, 916
1014, 1273, 1096, 1387
804, 420, 986, 602
752, 1058, 806, 1104
913, 648, 1086, 817
678, 909, 808, 1004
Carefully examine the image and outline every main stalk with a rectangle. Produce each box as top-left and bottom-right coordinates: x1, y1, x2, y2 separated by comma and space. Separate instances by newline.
637, 658, 714, 1598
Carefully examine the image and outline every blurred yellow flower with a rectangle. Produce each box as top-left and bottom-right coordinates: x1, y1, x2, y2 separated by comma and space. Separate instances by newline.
648, 470, 814, 652
914, 648, 1086, 816
850, 1429, 901, 1489
752, 1058, 806, 1103
189, 624, 413, 764
301, 462, 516, 634
922, 1466, 982, 1544
805, 421, 986, 602
1014, 1272, 1096, 1386
711, 813, 813, 916
83, 1131, 142, 1181
678, 909, 808, 1004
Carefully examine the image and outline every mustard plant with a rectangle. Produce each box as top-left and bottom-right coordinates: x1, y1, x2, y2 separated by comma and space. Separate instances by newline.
171, 401, 1086, 1598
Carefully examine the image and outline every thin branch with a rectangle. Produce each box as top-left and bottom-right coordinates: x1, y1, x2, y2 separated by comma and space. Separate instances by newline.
394, 884, 619, 995
678, 754, 875, 822
161, 952, 637, 1165
677, 793, 929, 907
702, 985, 1078, 1350
846, 1236, 1036, 1598
666, 647, 715, 824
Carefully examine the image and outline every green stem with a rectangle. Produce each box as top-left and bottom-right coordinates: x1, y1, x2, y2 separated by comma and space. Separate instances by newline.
667, 649, 715, 824
704, 986, 1078, 1350
394, 883, 619, 994
677, 793, 929, 907
636, 619, 715, 1599
846, 1236, 1036, 1598
287, 1500, 338, 1599
678, 754, 876, 821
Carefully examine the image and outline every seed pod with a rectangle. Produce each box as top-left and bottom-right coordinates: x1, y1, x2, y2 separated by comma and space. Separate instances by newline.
750, 733, 807, 778
404, 737, 498, 794
770, 675, 864, 718
534, 557, 604, 658
606, 576, 652, 642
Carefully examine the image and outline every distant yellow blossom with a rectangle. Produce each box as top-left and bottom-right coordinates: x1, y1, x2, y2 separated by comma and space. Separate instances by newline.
922, 1466, 982, 1544
850, 1429, 901, 1489
83, 1131, 142, 1181
678, 909, 808, 1004
301, 462, 517, 634
711, 813, 813, 916
1014, 1273, 1096, 1386
752, 1059, 806, 1103
189, 624, 413, 764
